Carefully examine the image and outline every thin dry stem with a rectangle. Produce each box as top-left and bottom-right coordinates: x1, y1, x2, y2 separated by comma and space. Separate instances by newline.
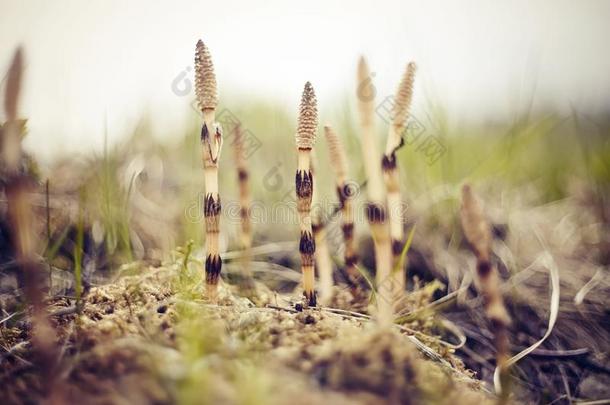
460, 184, 493, 262
195, 39, 223, 302
460, 184, 511, 402
356, 57, 393, 326
233, 123, 255, 294
323, 126, 347, 183
295, 82, 318, 306
383, 61, 417, 307
310, 153, 333, 304
2, 47, 58, 393
370, 218, 393, 326
357, 57, 384, 204
2, 48, 24, 171
4, 47, 22, 122
357, 56, 375, 129
324, 125, 361, 294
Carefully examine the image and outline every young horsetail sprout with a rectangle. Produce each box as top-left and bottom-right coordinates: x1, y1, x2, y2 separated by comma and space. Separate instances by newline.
382, 62, 416, 307
2, 47, 57, 390
357, 56, 393, 326
195, 39, 224, 302
233, 122, 255, 295
460, 184, 511, 402
310, 152, 333, 305
324, 125, 362, 296
295, 82, 318, 307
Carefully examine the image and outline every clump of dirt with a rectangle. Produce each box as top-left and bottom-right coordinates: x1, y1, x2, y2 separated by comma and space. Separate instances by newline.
307, 330, 489, 404
1, 265, 177, 404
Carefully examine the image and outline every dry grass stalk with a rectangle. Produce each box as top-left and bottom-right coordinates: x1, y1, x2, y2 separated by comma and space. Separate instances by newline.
324, 125, 362, 295
310, 152, 333, 305
195, 39, 224, 302
382, 62, 417, 307
460, 184, 511, 402
357, 56, 393, 326
233, 122, 255, 294
295, 81, 318, 307
2, 47, 57, 392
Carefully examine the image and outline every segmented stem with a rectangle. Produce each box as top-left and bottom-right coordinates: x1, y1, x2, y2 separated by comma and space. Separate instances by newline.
233, 123, 255, 294
2, 47, 57, 390
195, 40, 224, 302
460, 184, 511, 401
324, 125, 361, 295
295, 82, 318, 306
357, 57, 393, 326
310, 153, 333, 304
357, 57, 384, 204
382, 62, 417, 307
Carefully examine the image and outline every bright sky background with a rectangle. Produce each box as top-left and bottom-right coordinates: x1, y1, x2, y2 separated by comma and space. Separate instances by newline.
1, 0, 609, 161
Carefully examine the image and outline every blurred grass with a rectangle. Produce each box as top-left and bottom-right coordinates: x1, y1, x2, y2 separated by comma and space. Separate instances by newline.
46, 97, 609, 266
99, 133, 134, 262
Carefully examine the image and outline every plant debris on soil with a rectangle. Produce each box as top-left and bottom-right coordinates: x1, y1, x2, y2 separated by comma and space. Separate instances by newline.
1, 258, 493, 404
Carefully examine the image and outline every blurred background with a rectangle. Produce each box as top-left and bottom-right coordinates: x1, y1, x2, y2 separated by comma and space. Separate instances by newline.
1, 0, 609, 162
